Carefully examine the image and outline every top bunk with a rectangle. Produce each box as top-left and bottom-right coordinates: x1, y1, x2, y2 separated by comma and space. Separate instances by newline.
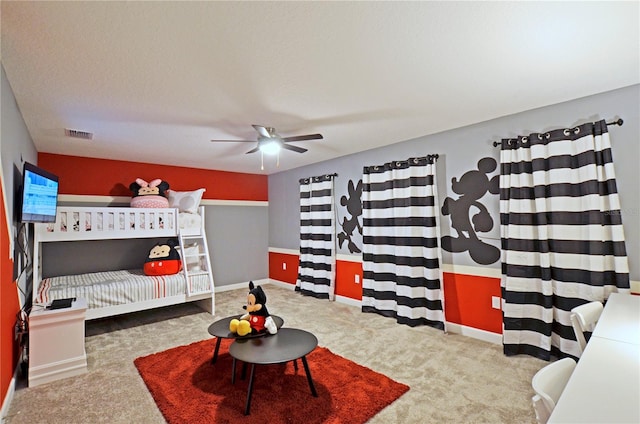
34, 206, 205, 242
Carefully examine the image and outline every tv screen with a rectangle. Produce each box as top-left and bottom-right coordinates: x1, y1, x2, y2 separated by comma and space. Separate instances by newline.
20, 162, 59, 223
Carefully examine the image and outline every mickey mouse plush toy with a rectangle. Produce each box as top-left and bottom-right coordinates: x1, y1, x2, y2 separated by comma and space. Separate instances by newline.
144, 239, 182, 276
229, 281, 277, 336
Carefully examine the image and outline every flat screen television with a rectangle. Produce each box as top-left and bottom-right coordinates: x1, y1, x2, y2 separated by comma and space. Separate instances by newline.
20, 162, 59, 223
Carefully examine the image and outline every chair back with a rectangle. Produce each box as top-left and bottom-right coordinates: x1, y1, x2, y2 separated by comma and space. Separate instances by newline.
531, 357, 577, 424
570, 301, 603, 353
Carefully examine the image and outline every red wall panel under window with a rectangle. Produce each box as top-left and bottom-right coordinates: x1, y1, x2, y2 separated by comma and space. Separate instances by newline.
443, 272, 502, 334
335, 260, 363, 300
268, 252, 298, 285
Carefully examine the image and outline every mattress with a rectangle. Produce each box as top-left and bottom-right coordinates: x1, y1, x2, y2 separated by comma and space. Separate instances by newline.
36, 269, 211, 309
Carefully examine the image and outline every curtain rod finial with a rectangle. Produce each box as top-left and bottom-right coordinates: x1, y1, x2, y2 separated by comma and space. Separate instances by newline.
607, 118, 623, 127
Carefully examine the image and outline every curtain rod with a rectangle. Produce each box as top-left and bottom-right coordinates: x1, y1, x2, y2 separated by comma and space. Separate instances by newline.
299, 173, 338, 184
492, 118, 624, 147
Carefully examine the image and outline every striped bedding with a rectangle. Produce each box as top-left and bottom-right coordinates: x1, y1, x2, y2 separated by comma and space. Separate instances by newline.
36, 269, 210, 310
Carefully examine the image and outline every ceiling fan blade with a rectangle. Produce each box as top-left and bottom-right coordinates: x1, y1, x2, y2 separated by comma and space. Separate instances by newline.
252, 125, 272, 138
282, 133, 323, 142
281, 144, 308, 153
210, 139, 256, 143
245, 146, 260, 154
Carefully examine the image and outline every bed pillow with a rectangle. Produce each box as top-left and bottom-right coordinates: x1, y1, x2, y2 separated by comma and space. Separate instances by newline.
167, 188, 206, 214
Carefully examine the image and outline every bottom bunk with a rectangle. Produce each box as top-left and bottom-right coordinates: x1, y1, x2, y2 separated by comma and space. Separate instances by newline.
36, 269, 214, 320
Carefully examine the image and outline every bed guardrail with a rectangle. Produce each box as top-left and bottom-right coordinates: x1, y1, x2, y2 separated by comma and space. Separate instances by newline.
34, 207, 179, 242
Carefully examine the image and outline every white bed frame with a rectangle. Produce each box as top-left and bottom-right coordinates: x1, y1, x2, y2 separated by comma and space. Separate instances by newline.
32, 206, 215, 320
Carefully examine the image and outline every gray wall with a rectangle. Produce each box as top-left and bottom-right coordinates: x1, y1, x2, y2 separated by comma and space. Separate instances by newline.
207, 205, 268, 285
1, 64, 38, 303
269, 85, 640, 280
1, 65, 38, 223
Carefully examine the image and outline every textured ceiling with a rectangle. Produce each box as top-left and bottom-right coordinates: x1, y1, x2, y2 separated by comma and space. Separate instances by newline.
2, 1, 638, 175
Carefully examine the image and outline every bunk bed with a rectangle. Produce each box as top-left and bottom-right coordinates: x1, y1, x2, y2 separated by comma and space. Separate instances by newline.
31, 206, 215, 320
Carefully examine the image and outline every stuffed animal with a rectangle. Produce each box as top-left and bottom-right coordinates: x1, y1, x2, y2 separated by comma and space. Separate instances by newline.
144, 239, 182, 276
229, 281, 277, 336
130, 178, 170, 208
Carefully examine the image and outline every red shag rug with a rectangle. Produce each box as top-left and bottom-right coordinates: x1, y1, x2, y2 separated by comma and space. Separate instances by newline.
134, 337, 409, 424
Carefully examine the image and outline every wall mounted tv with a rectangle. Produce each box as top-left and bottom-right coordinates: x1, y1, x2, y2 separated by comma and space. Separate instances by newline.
20, 162, 59, 223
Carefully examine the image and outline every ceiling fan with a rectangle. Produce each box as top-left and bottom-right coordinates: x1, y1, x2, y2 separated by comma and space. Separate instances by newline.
211, 124, 322, 153
210, 125, 324, 169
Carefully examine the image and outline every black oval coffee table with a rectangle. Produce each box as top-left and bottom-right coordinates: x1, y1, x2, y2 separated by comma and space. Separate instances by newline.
229, 328, 318, 415
207, 314, 284, 364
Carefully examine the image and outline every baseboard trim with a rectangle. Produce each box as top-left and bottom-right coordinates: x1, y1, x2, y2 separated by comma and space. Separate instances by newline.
215, 278, 272, 293
266, 279, 296, 291
335, 295, 362, 307
28, 355, 88, 388
445, 322, 502, 345
0, 368, 17, 421
265, 279, 361, 308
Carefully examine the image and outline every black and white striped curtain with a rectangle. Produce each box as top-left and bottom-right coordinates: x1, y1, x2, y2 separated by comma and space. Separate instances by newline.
361, 156, 445, 330
500, 119, 630, 360
296, 174, 337, 300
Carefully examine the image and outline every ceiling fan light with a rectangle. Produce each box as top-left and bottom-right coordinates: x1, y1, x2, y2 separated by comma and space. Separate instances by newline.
259, 140, 281, 155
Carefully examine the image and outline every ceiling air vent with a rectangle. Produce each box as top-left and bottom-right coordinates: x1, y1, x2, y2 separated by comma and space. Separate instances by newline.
65, 128, 94, 140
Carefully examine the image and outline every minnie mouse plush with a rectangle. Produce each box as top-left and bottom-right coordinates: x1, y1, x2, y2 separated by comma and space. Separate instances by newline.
130, 178, 170, 208
229, 281, 277, 336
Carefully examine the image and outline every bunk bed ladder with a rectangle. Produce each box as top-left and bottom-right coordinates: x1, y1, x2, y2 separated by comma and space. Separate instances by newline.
178, 231, 215, 297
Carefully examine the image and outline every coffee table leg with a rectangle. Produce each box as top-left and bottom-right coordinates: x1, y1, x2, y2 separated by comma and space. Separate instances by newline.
211, 337, 222, 364
244, 364, 256, 415
301, 356, 318, 397
231, 358, 236, 384
241, 362, 248, 380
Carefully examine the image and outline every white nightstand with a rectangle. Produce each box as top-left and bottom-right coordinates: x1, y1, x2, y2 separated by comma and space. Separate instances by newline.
28, 298, 88, 387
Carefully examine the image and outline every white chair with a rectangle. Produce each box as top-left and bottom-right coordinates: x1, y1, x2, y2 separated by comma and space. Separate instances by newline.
531, 357, 577, 424
570, 301, 604, 353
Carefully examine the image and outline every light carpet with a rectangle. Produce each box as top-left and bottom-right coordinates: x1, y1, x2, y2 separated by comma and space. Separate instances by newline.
5, 284, 546, 423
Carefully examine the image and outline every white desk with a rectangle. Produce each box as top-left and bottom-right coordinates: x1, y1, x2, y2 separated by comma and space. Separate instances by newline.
591, 293, 640, 345
548, 337, 640, 423
548, 293, 640, 423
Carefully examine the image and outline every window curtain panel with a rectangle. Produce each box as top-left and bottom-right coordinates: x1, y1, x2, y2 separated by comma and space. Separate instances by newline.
296, 174, 337, 300
500, 119, 629, 360
361, 155, 445, 330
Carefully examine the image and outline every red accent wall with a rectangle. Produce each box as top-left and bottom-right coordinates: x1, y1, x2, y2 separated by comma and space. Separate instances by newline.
443, 272, 502, 334
1, 182, 19, 404
268, 252, 299, 284
335, 260, 363, 300
268, 251, 502, 334
38, 153, 268, 201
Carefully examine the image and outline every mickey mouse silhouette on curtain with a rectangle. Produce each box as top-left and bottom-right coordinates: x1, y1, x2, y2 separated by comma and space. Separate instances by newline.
337, 179, 363, 254
441, 157, 500, 265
